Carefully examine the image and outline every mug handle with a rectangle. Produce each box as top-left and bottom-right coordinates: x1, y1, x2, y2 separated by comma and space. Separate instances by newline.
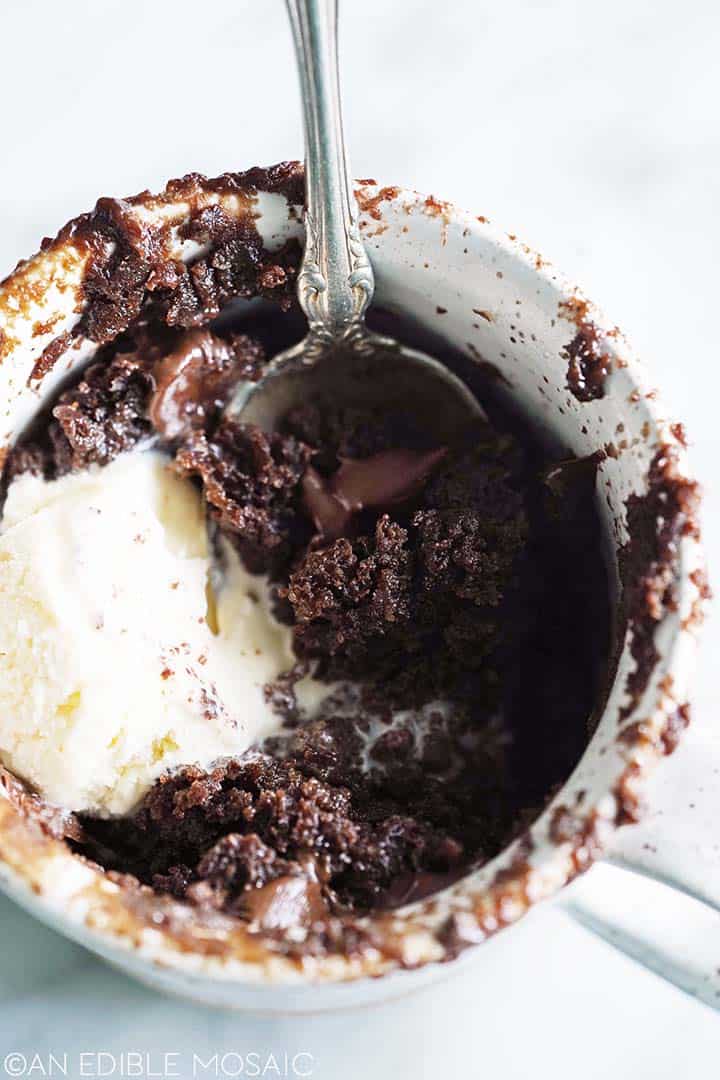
562, 697, 720, 1010
608, 696, 720, 911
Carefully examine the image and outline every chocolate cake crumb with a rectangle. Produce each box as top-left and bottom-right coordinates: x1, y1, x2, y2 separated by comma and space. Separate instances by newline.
79, 702, 514, 919
175, 419, 312, 575
34, 166, 304, 353
565, 327, 612, 402
619, 445, 702, 719
660, 702, 691, 756
160, 212, 299, 327
288, 515, 413, 666
560, 298, 612, 402
53, 352, 155, 470
5, 326, 267, 482
29, 329, 74, 383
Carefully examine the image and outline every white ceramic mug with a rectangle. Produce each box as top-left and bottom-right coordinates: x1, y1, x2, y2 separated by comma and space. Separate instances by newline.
0, 168, 711, 1011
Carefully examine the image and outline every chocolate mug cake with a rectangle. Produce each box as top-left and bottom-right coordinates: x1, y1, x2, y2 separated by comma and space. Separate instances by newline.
0, 163, 614, 959
0, 163, 704, 1007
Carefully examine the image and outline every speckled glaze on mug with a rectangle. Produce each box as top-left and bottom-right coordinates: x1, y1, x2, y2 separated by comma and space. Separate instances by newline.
0, 166, 710, 1011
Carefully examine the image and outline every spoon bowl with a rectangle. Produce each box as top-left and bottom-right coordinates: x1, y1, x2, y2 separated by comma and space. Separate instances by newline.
228, 333, 485, 439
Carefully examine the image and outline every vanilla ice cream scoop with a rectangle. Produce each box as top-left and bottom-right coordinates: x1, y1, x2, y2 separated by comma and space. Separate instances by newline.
0, 451, 328, 816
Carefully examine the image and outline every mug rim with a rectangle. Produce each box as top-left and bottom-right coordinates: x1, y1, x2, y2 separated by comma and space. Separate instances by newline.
0, 164, 706, 990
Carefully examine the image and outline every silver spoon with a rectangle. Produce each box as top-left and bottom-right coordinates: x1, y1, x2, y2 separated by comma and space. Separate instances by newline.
227, 0, 484, 443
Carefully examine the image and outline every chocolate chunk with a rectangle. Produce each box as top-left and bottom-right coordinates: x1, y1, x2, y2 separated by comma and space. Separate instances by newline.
333, 447, 447, 511
301, 468, 353, 540
301, 447, 447, 540
149, 329, 264, 440
6, 326, 268, 479
241, 875, 328, 930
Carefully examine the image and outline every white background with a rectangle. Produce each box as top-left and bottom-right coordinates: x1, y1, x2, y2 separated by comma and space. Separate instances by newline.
1, 0, 719, 1075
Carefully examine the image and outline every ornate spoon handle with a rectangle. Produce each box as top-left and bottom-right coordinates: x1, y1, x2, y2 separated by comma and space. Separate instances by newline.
286, 0, 375, 342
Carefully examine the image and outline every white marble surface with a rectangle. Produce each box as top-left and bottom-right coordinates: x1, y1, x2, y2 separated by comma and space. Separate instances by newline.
1, 0, 719, 1075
